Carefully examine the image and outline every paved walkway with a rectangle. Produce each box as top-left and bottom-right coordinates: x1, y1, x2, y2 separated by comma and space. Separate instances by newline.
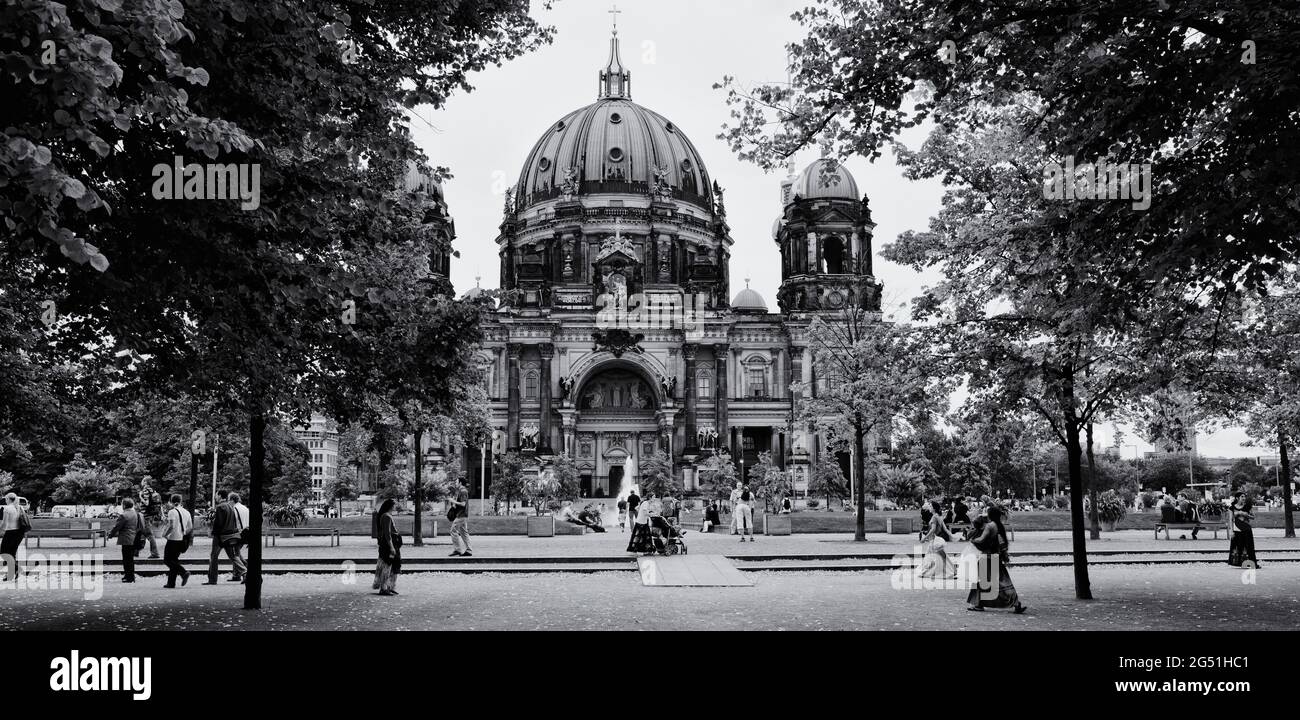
15, 528, 1298, 560
2, 563, 1294, 631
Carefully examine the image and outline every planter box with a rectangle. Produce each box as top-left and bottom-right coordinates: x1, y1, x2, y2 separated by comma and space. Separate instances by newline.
526, 516, 555, 538
1100, 519, 1118, 532
764, 514, 793, 536
886, 517, 914, 534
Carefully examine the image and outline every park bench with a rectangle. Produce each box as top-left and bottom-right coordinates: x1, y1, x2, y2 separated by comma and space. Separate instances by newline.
1154, 521, 1226, 540
24, 528, 108, 548
554, 522, 587, 535
262, 527, 341, 547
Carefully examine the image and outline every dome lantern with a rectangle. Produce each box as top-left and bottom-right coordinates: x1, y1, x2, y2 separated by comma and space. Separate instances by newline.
598, 22, 630, 100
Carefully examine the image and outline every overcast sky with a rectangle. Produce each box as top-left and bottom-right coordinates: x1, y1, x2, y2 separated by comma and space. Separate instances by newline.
413, 0, 1262, 460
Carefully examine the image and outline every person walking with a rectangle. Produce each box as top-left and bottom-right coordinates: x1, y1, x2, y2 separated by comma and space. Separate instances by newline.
108, 498, 147, 583
1227, 493, 1260, 568
735, 482, 755, 542
617, 499, 628, 532
919, 500, 957, 580
2, 493, 31, 579
966, 507, 1026, 613
161, 494, 193, 588
626, 488, 641, 530
627, 492, 653, 553
728, 481, 743, 535
448, 479, 472, 557
203, 493, 247, 584
373, 499, 402, 596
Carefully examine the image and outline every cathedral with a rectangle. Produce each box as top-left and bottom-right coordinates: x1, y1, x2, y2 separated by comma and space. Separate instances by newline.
452, 29, 884, 498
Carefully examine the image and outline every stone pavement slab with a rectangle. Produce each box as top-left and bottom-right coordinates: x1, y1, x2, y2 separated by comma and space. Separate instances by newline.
639, 555, 752, 586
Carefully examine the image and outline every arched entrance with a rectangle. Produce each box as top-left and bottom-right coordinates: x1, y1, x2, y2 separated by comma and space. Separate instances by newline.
572, 364, 662, 497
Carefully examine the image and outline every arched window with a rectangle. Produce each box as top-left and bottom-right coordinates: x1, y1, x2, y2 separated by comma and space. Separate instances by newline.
821, 235, 846, 274
697, 368, 714, 399
743, 356, 770, 398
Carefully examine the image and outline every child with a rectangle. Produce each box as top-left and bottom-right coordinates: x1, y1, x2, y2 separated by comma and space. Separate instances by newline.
616, 499, 628, 532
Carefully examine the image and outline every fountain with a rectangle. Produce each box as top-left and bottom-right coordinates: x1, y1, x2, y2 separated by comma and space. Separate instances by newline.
599, 456, 638, 528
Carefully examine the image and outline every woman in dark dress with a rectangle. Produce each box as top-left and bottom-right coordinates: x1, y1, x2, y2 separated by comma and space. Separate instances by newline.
1227, 493, 1260, 568
967, 507, 1027, 613
704, 500, 722, 532
373, 499, 402, 596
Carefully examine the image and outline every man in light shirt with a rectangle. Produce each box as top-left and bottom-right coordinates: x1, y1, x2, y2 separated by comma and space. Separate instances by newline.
161, 493, 193, 588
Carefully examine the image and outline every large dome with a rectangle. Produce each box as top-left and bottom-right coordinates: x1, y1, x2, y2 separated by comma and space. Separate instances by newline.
515, 99, 713, 212
512, 32, 714, 214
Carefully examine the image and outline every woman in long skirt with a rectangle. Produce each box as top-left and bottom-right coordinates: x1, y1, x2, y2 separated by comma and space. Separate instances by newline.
626, 495, 654, 553
919, 500, 957, 579
1227, 493, 1260, 568
373, 499, 402, 596
967, 507, 1027, 613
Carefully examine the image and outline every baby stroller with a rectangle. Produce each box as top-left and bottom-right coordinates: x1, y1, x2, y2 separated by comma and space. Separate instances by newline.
647, 516, 688, 555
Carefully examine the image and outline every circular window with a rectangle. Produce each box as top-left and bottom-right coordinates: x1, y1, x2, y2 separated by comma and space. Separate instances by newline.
538, 157, 551, 171
680, 159, 693, 172
610, 112, 623, 124
555, 120, 566, 132
665, 122, 676, 133
608, 147, 625, 163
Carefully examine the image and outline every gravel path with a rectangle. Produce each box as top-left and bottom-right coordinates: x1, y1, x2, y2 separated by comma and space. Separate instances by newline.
3, 562, 1294, 631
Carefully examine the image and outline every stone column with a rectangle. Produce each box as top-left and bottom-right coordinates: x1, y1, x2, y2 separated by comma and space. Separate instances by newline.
538, 343, 554, 454
683, 344, 699, 454
715, 344, 729, 453
771, 427, 782, 468
800, 345, 814, 397
507, 345, 521, 450
594, 432, 603, 495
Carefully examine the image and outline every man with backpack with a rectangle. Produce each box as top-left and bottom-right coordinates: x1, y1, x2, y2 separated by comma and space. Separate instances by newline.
161, 493, 193, 588
735, 481, 755, 542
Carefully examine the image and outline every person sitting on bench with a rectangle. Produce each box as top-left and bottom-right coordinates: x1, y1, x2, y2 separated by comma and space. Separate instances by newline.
1176, 495, 1199, 539
577, 504, 607, 533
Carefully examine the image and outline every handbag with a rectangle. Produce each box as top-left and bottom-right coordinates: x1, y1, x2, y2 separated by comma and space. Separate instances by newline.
17, 509, 32, 534
175, 508, 194, 552
132, 514, 148, 553
446, 503, 460, 522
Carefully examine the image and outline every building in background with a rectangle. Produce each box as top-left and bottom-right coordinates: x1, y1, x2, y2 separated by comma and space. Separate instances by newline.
293, 413, 339, 504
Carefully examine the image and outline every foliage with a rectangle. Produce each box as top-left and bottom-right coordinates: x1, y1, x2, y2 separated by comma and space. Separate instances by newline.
51, 454, 114, 507
747, 451, 788, 512
797, 309, 953, 540
1137, 453, 1216, 495
806, 459, 848, 508
492, 451, 526, 512
637, 450, 679, 499
877, 465, 925, 507
264, 504, 308, 528
1096, 491, 1127, 524
696, 451, 737, 501
806, 498, 821, 509
1220, 458, 1269, 489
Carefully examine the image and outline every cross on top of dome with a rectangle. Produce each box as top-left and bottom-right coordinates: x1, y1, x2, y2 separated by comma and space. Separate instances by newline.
599, 8, 631, 100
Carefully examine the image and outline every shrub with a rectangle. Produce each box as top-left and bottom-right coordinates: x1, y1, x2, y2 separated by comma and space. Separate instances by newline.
1119, 488, 1136, 509
682, 499, 696, 512
1052, 494, 1070, 510
807, 498, 821, 509
1097, 490, 1126, 523
1140, 491, 1157, 509
265, 504, 307, 528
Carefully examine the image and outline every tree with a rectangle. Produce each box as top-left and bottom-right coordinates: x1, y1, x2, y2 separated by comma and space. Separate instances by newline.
747, 451, 788, 513
877, 465, 925, 508
493, 451, 525, 514
718, 0, 1300, 300
1222, 458, 1269, 490
1137, 454, 1216, 496
636, 450, 678, 499
797, 309, 952, 541
326, 475, 358, 520
696, 451, 737, 502
6, 1, 554, 614
806, 459, 848, 509
51, 454, 112, 513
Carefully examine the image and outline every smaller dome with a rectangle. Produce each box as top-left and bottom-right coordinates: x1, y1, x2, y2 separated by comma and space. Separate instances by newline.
792, 158, 859, 203
732, 286, 768, 312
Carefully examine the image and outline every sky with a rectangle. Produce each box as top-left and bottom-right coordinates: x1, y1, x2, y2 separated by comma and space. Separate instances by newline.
412, 0, 1260, 459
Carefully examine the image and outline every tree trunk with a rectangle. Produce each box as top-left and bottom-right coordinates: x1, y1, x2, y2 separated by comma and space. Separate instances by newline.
854, 421, 867, 542
243, 412, 265, 610
1065, 421, 1093, 600
1280, 427, 1295, 539
412, 428, 424, 547
1086, 423, 1100, 540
